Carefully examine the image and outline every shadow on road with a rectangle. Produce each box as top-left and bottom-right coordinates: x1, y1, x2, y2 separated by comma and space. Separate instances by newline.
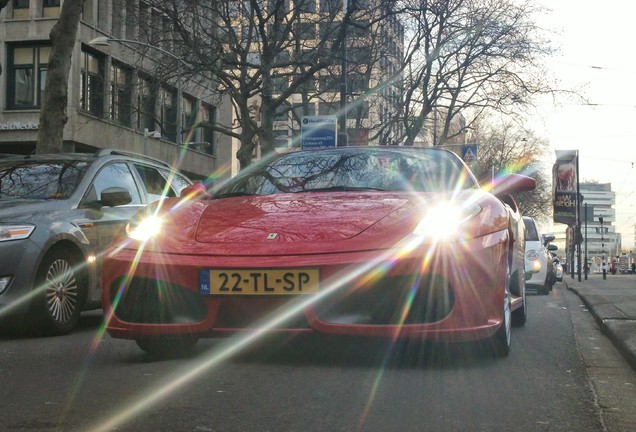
184, 333, 504, 370
0, 310, 104, 339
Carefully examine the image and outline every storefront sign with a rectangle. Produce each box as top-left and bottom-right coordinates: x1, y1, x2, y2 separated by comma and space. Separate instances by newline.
0, 122, 39, 130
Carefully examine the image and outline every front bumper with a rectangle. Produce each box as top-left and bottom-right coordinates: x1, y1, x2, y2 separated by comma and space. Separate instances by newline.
102, 230, 510, 342
0, 238, 42, 317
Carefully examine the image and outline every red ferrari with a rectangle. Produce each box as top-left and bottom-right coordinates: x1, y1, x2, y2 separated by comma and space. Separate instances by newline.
102, 146, 535, 357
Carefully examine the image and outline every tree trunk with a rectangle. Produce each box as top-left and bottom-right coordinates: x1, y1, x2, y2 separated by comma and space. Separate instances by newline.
0, 0, 8, 77
36, 0, 85, 154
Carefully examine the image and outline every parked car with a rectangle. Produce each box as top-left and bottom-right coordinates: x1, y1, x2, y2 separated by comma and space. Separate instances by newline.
523, 217, 558, 294
554, 259, 563, 282
101, 146, 535, 357
0, 149, 191, 334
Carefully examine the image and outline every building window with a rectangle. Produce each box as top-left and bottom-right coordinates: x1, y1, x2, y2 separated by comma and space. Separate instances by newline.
319, 101, 339, 115
136, 76, 156, 132
42, 0, 60, 18
200, 103, 216, 155
110, 63, 132, 126
182, 95, 196, 135
7, 45, 50, 109
12, 0, 29, 19
296, 0, 316, 13
79, 50, 105, 116
295, 22, 317, 39
160, 87, 177, 142
319, 0, 342, 13
298, 77, 317, 93
292, 102, 315, 121
97, 0, 109, 31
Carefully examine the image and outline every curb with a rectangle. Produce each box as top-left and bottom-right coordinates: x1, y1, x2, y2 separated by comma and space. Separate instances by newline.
566, 283, 636, 374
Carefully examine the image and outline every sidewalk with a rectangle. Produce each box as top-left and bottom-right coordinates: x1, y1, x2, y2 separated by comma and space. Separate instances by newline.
563, 272, 636, 372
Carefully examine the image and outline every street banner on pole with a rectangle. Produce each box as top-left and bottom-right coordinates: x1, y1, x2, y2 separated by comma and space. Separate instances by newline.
552, 150, 578, 226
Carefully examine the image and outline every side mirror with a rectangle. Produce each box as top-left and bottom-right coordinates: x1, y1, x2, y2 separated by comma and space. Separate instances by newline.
547, 244, 558, 251
100, 187, 132, 207
489, 173, 536, 196
181, 183, 212, 200
543, 233, 556, 244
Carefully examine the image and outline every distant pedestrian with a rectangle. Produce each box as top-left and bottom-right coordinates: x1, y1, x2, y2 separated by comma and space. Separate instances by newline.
632, 262, 635, 274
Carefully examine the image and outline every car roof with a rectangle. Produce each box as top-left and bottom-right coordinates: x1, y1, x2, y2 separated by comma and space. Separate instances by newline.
0, 149, 173, 170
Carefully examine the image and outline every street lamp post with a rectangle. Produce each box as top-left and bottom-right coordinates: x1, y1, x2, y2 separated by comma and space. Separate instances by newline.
89, 36, 186, 146
339, 0, 349, 146
600, 216, 606, 280
584, 202, 588, 280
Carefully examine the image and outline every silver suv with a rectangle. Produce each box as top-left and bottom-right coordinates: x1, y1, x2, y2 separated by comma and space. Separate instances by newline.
0, 149, 191, 334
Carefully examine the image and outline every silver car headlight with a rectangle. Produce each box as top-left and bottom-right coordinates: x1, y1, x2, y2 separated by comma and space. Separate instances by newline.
0, 224, 35, 242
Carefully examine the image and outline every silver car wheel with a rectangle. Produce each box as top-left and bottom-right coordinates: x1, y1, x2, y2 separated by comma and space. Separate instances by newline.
44, 258, 79, 325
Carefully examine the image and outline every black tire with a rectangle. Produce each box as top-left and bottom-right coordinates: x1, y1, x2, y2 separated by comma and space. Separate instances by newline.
31, 246, 86, 335
489, 290, 511, 357
135, 335, 199, 357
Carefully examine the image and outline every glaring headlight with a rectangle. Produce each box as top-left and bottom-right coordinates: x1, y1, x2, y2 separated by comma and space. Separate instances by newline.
0, 224, 35, 242
414, 202, 481, 240
126, 215, 163, 241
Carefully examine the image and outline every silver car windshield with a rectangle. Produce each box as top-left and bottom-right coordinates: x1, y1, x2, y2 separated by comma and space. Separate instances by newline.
0, 160, 90, 200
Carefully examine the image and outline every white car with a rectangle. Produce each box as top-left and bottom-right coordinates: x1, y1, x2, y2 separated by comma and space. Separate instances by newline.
523, 216, 557, 295
554, 259, 563, 281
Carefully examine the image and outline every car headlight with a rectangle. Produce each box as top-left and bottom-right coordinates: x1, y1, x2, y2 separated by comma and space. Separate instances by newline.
526, 250, 539, 261
125, 214, 163, 242
413, 201, 481, 240
0, 224, 35, 242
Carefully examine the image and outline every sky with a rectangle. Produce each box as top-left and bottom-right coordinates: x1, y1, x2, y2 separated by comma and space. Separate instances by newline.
531, 0, 636, 250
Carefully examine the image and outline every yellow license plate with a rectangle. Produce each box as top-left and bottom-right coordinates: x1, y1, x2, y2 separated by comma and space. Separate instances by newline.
200, 268, 320, 295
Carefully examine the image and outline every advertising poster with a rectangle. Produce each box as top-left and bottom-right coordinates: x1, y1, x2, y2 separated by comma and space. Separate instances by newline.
552, 150, 578, 226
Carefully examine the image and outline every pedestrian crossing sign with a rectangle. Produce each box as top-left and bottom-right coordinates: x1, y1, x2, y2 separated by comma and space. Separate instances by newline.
462, 144, 478, 161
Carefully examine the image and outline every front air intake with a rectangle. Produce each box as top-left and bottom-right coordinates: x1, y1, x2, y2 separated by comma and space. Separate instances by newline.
111, 277, 207, 324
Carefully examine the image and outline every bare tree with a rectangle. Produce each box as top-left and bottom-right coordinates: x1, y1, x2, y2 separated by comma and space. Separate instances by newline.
36, 0, 85, 154
395, 0, 554, 146
0, 0, 8, 77
134, 0, 553, 168
467, 115, 552, 221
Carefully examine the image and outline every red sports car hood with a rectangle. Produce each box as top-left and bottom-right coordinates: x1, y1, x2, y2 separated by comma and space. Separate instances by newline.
194, 193, 412, 245
137, 189, 507, 256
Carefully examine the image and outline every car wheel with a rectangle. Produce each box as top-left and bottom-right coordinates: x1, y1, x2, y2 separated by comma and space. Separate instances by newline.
32, 247, 86, 335
135, 335, 199, 357
489, 289, 511, 357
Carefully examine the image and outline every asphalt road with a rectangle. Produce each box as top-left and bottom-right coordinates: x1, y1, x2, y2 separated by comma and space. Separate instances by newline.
0, 283, 632, 432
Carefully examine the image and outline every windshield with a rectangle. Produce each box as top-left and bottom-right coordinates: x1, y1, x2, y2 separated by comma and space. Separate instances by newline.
0, 160, 90, 200
524, 218, 540, 241
215, 148, 477, 197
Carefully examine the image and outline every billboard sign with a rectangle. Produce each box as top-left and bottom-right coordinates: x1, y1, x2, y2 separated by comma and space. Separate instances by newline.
552, 150, 578, 226
301, 116, 337, 149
